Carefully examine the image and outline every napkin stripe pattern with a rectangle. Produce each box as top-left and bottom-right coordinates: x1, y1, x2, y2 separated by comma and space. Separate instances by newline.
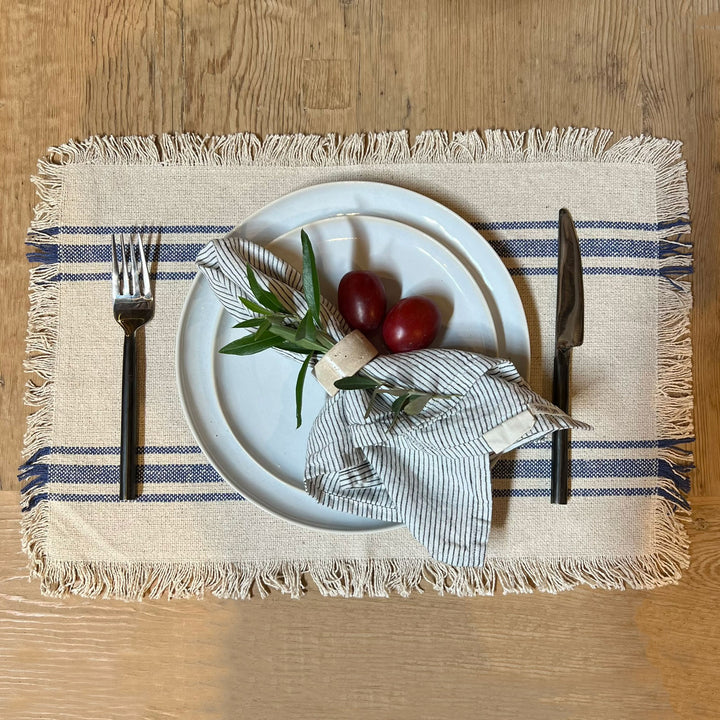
19, 128, 693, 598
302, 353, 587, 567
197, 235, 589, 566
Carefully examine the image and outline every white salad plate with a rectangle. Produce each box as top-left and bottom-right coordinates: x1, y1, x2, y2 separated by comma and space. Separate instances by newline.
236, 180, 530, 377
176, 184, 530, 533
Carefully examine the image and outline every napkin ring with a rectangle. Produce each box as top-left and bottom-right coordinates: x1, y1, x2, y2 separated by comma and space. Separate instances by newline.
313, 330, 378, 396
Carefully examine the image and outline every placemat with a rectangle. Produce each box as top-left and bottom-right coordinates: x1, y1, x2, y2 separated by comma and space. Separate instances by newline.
20, 128, 693, 599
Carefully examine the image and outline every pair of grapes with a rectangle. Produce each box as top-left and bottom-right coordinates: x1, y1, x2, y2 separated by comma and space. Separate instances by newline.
337, 271, 441, 353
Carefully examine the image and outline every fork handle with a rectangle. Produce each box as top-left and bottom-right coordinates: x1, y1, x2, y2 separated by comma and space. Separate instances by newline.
120, 331, 138, 500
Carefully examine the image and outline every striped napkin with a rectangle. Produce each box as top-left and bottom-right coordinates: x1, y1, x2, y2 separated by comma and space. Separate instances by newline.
196, 236, 588, 566
20, 129, 693, 599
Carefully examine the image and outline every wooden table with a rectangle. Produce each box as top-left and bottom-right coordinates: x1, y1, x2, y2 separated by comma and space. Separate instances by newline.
1, 2, 718, 718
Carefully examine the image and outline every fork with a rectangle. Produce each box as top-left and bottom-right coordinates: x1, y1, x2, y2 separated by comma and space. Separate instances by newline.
111, 233, 155, 500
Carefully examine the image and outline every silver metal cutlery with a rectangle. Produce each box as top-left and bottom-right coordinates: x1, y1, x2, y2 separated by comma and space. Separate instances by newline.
111, 233, 155, 500
551, 209, 584, 504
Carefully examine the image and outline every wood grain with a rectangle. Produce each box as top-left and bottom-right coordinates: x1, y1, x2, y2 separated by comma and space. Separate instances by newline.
691, 5, 720, 496
2, 492, 719, 719
1, 1, 719, 718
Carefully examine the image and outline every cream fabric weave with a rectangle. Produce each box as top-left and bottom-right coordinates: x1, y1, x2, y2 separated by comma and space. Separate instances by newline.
20, 129, 693, 598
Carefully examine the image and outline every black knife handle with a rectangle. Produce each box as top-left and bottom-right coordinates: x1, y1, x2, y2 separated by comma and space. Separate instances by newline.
551, 429, 569, 504
120, 332, 138, 500
551, 348, 571, 504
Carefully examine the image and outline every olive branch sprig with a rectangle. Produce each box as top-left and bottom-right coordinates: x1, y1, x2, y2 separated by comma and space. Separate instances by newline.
219, 230, 458, 428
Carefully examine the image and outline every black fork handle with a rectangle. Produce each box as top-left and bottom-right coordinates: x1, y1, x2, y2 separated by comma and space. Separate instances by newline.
120, 331, 138, 500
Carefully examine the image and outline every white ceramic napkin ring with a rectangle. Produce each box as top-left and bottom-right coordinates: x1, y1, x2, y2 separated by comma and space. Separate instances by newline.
313, 330, 378, 396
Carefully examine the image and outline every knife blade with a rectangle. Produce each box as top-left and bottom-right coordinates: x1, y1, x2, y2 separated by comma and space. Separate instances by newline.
551, 208, 584, 504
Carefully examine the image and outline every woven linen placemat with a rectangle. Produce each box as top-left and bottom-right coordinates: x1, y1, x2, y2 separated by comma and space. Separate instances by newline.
20, 128, 693, 599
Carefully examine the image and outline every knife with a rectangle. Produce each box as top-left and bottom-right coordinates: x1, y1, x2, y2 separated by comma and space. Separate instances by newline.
551, 209, 584, 504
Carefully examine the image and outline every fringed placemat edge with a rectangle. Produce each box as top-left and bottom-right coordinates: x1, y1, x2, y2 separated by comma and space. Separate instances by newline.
22, 554, 690, 601
19, 127, 694, 599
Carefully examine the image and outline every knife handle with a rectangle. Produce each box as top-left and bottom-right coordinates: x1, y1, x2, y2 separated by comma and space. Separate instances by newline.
551, 348, 571, 504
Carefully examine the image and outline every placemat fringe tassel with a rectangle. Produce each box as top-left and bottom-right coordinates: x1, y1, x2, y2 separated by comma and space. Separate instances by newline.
20, 127, 693, 599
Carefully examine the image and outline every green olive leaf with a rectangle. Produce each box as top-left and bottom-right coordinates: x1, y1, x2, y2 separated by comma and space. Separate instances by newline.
388, 394, 413, 431
334, 375, 381, 391
295, 352, 314, 428
266, 321, 301, 342
277, 341, 315, 354
233, 318, 266, 329
364, 387, 386, 419
300, 229, 321, 327
246, 264, 287, 313
219, 333, 285, 355
222, 241, 464, 433
391, 394, 412, 414
268, 320, 327, 352
295, 310, 317, 343
403, 394, 432, 416
239, 296, 272, 316
254, 319, 271, 339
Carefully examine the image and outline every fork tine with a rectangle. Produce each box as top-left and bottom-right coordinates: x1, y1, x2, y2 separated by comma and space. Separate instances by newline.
136, 234, 152, 298
127, 234, 139, 296
120, 234, 130, 294
111, 234, 120, 297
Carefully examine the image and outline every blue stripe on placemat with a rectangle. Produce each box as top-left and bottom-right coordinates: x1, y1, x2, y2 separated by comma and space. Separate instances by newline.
58, 243, 206, 264
20, 440, 691, 513
51, 267, 664, 282
21, 457, 668, 492
528, 437, 695, 450
42, 225, 235, 236
42, 463, 226, 484
39, 220, 680, 237
39, 439, 690, 456
508, 266, 661, 277
24, 457, 664, 486
50, 271, 198, 282
25, 492, 243, 510
32, 220, 690, 285
471, 219, 689, 232
492, 458, 658, 478
487, 238, 659, 259
20, 465, 226, 498
492, 487, 658, 498
22, 485, 670, 511
51, 445, 204, 455
34, 238, 664, 264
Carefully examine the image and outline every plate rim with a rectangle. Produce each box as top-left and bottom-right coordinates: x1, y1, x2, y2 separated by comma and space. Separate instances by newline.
175, 271, 400, 534
176, 212, 498, 532
235, 179, 530, 377
176, 182, 530, 533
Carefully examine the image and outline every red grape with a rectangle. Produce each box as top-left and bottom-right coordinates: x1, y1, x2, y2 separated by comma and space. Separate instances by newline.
382, 296, 441, 353
337, 271, 387, 332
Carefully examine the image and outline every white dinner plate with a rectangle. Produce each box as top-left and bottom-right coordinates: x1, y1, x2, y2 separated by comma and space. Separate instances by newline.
176, 214, 502, 532
235, 180, 530, 377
